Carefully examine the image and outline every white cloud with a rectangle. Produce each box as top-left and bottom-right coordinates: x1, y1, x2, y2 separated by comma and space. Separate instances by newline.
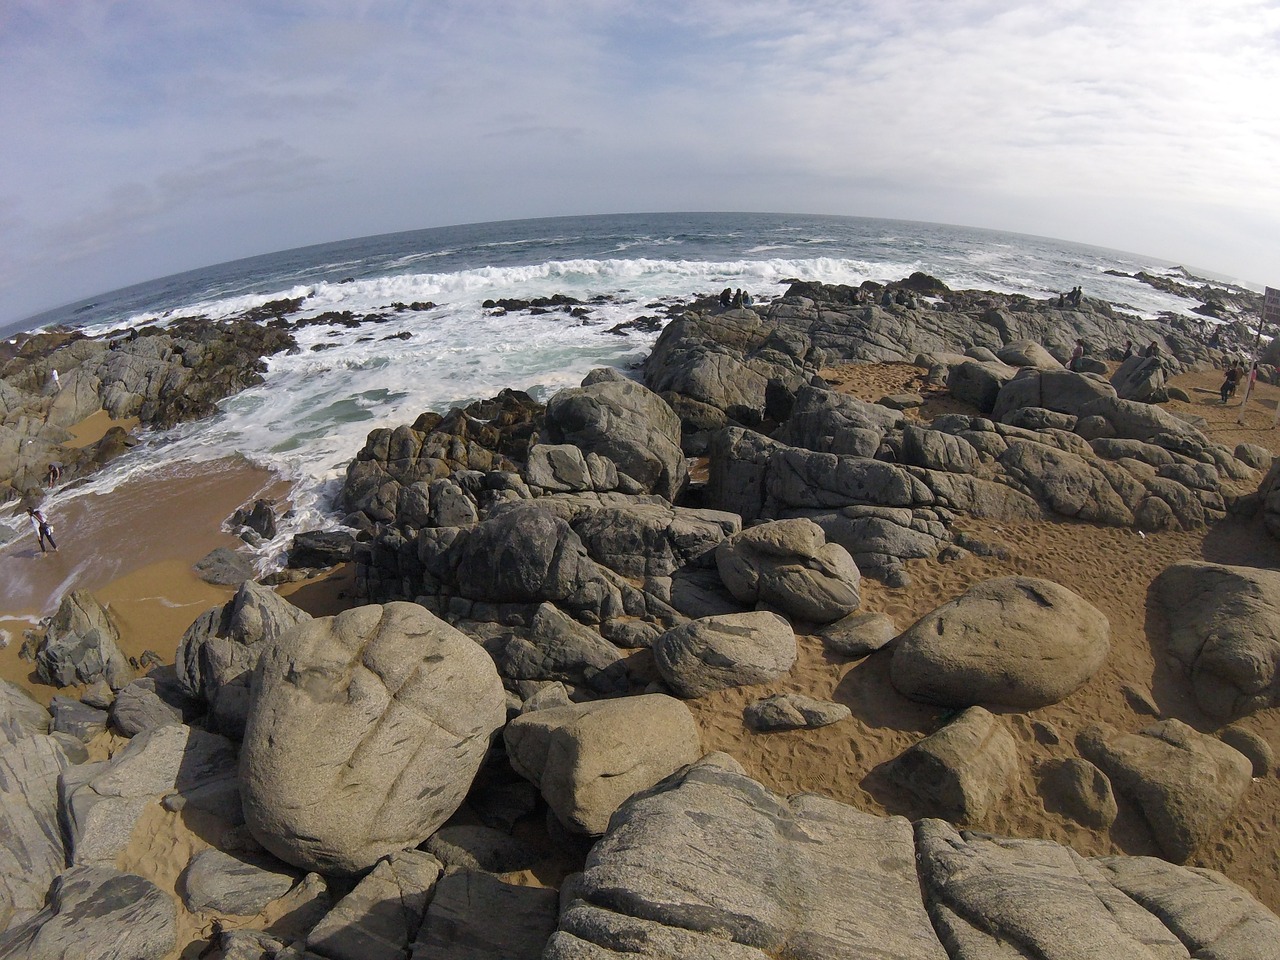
2, 0, 1280, 321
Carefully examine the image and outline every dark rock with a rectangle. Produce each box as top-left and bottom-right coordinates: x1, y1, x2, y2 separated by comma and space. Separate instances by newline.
287, 529, 355, 568
193, 546, 255, 586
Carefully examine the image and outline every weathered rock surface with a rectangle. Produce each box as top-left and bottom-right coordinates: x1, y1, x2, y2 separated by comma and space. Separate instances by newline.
484, 602, 628, 696
412, 869, 559, 960
654, 611, 797, 698
424, 825, 540, 874
1152, 561, 1280, 720
175, 579, 312, 738
817, 610, 898, 658
62, 724, 238, 868
0, 865, 177, 960
193, 546, 255, 586
544, 372, 688, 501
180, 848, 298, 916
504, 694, 702, 835
743, 693, 851, 731
34, 591, 132, 691
1080, 719, 1253, 863
0, 735, 73, 929
714, 517, 861, 623
1038, 757, 1119, 829
0, 680, 50, 747
891, 576, 1110, 708
889, 707, 1020, 823
241, 602, 506, 875
307, 849, 443, 960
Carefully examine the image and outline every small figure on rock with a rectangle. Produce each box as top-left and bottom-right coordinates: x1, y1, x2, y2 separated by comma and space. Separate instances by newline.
732, 289, 743, 308
1058, 292, 1066, 308
27, 507, 57, 553
742, 290, 752, 308
49, 368, 60, 392
1121, 339, 1133, 360
1069, 338, 1085, 371
1144, 340, 1162, 358
1068, 286, 1083, 307
46, 462, 62, 486
881, 287, 894, 307
719, 287, 732, 308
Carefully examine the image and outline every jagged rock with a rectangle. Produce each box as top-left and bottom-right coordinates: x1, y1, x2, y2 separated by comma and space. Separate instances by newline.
452, 505, 600, 604
175, 579, 312, 738
1079, 719, 1253, 863
654, 611, 797, 698
0, 679, 50, 747
891, 576, 1110, 709
485, 602, 629, 695
889, 707, 1020, 823
1038, 757, 1118, 829
424, 825, 541, 873
992, 366, 1117, 423
241, 602, 506, 875
504, 694, 701, 835
287, 530, 355, 568
0, 735, 73, 929
714, 518, 861, 623
817, 610, 898, 658
1152, 561, 1280, 719
193, 546, 255, 586
35, 591, 133, 691
771, 384, 902, 456
231, 498, 278, 539
743, 694, 850, 731
307, 850, 443, 960
544, 372, 687, 501
412, 869, 559, 960
0, 866, 176, 960
1111, 354, 1169, 401
1236, 442, 1272, 471
525, 444, 597, 492
108, 678, 184, 737
62, 724, 238, 867
48, 697, 108, 742
180, 848, 298, 915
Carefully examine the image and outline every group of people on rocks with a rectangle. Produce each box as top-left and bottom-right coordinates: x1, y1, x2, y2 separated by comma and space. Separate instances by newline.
1058, 286, 1085, 308
719, 288, 753, 309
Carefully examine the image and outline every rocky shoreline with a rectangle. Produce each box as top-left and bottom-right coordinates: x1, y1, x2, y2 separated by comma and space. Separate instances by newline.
3, 277, 1280, 959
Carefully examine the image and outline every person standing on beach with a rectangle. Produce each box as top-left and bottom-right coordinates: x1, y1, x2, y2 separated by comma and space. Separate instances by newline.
27, 508, 57, 553
1221, 362, 1240, 403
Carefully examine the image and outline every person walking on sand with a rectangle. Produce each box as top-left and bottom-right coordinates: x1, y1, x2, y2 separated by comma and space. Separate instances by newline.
27, 507, 57, 553
1220, 362, 1240, 403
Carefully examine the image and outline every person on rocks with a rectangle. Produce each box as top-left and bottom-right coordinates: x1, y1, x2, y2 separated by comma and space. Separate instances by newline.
1221, 361, 1241, 403
27, 507, 57, 553
49, 368, 60, 392
46, 462, 62, 486
732, 289, 743, 308
1144, 340, 1162, 358
742, 290, 753, 308
1121, 339, 1134, 360
1069, 338, 1085, 371
719, 287, 733, 308
881, 288, 894, 307
1058, 292, 1066, 308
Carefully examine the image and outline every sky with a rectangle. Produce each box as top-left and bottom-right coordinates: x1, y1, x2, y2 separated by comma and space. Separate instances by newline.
2, 0, 1279, 324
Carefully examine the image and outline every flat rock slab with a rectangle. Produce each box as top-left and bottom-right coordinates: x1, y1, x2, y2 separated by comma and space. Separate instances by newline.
308, 849, 442, 960
0, 735, 72, 929
891, 575, 1110, 709
0, 865, 176, 960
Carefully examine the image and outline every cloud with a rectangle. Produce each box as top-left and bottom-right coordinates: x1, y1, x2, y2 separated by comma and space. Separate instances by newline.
2, 0, 1280, 322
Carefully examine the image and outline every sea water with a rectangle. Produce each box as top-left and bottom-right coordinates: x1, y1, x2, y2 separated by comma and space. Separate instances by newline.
0, 212, 1239, 563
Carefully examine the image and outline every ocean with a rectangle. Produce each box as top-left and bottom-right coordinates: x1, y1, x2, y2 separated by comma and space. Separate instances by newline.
0, 211, 1235, 564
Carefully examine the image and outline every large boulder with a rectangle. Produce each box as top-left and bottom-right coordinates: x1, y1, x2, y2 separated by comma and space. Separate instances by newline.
714, 518, 862, 623
241, 602, 506, 875
997, 339, 1063, 369
654, 611, 797, 698
991, 367, 1117, 422
544, 373, 688, 501
1, 679, 51, 747
34, 591, 133, 691
947, 359, 1018, 413
1152, 561, 1280, 719
1111, 354, 1169, 401
891, 576, 1110, 709
771, 384, 902, 456
504, 694, 702, 835
1079, 720, 1253, 864
412, 869, 559, 960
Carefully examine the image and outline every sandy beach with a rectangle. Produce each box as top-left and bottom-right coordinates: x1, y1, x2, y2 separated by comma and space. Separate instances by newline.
5, 361, 1280, 947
